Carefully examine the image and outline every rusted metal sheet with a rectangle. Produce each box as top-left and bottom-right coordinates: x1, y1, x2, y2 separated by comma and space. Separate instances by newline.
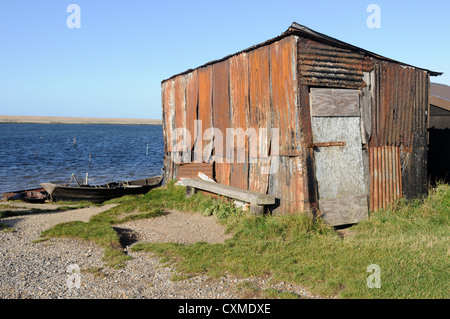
212, 60, 230, 159
370, 61, 429, 199
161, 79, 175, 152
371, 61, 427, 149
269, 156, 304, 215
270, 36, 302, 156
185, 70, 198, 151
215, 162, 231, 186
247, 46, 272, 194
248, 157, 271, 194
229, 53, 249, 190
174, 75, 186, 134
248, 45, 271, 157
298, 38, 366, 89
308, 141, 346, 148
173, 75, 187, 155
176, 163, 214, 180
211, 60, 232, 187
196, 66, 213, 163
369, 146, 402, 211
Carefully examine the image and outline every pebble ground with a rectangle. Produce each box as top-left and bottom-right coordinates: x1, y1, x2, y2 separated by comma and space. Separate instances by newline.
0, 202, 322, 299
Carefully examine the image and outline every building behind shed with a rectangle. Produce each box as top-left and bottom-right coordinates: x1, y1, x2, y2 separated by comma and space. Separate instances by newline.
428, 83, 450, 184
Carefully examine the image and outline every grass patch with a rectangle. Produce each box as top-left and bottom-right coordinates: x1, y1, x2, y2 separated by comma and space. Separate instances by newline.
131, 183, 449, 299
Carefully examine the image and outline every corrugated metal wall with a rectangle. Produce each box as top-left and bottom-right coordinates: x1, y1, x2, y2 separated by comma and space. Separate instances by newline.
298, 38, 371, 89
161, 35, 305, 214
369, 146, 402, 211
370, 61, 430, 200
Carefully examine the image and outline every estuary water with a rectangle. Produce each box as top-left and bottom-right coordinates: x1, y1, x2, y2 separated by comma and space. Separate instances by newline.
0, 123, 164, 194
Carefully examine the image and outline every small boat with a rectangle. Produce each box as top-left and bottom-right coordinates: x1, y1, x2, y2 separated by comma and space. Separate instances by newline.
2, 187, 49, 203
40, 175, 163, 203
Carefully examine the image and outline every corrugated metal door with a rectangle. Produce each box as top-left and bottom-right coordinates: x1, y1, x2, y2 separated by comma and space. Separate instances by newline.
310, 88, 368, 226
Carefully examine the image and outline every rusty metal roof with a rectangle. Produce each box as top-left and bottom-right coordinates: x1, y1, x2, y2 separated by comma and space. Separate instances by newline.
287, 23, 442, 76
430, 82, 450, 111
163, 22, 442, 82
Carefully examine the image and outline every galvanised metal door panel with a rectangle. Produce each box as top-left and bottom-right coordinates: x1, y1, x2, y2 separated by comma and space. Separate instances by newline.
310, 88, 368, 226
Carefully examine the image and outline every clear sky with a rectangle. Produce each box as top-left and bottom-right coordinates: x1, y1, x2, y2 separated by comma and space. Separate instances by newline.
0, 0, 449, 120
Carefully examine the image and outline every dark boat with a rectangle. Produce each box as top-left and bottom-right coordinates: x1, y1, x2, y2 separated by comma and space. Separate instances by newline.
40, 175, 163, 203
2, 187, 49, 203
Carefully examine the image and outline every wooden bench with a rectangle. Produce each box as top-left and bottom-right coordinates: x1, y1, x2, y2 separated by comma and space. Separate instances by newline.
179, 178, 275, 215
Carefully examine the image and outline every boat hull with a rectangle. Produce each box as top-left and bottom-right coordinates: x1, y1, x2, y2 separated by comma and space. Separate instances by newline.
41, 176, 162, 203
2, 187, 48, 203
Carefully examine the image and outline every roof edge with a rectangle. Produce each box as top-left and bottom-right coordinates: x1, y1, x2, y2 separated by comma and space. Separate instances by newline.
286, 22, 442, 77
162, 22, 443, 83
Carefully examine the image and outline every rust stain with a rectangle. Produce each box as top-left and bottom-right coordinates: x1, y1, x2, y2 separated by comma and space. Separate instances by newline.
270, 36, 301, 156
173, 75, 186, 154
196, 66, 213, 162
229, 53, 249, 190
269, 156, 304, 215
248, 46, 271, 193
162, 79, 175, 152
185, 70, 198, 151
369, 146, 402, 211
212, 60, 230, 159
299, 38, 366, 89
176, 162, 214, 180
371, 62, 428, 150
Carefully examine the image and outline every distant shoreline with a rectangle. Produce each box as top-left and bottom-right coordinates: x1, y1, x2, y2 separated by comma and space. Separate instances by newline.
0, 115, 162, 125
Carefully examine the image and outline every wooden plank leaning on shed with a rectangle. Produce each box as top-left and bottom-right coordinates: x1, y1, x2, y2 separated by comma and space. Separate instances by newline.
179, 178, 276, 215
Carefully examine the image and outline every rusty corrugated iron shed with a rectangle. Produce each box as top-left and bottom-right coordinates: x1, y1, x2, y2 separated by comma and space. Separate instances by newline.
160, 22, 443, 224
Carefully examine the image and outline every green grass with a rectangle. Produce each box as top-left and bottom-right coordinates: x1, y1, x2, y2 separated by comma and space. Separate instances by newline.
38, 181, 449, 298
131, 183, 449, 299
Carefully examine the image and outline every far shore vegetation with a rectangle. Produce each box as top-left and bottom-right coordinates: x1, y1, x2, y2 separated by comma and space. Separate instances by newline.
3, 181, 448, 299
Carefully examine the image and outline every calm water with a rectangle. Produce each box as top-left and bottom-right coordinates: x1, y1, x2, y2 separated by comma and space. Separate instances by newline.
0, 123, 164, 194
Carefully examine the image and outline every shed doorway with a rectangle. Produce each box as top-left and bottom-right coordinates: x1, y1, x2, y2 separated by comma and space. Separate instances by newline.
309, 88, 369, 226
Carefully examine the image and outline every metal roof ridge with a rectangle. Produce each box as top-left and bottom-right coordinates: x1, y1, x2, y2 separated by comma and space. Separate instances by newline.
286, 22, 443, 77
161, 22, 443, 83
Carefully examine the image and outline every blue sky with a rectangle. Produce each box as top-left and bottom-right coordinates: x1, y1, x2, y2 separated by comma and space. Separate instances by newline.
0, 0, 449, 120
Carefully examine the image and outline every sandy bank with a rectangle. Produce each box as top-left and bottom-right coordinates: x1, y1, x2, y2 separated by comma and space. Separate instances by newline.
0, 115, 162, 125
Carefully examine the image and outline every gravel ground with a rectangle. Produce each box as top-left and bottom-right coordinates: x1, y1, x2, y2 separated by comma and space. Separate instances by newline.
0, 202, 322, 299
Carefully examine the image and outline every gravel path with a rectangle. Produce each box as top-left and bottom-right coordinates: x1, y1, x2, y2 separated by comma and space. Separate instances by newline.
0, 202, 321, 299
